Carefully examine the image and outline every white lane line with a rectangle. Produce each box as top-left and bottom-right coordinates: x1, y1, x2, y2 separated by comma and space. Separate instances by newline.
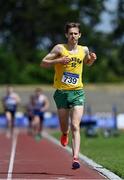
43, 131, 122, 180
7, 132, 18, 180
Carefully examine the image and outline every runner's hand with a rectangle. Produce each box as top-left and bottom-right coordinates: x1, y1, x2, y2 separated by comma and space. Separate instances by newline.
86, 52, 97, 65
59, 56, 71, 64
89, 52, 97, 61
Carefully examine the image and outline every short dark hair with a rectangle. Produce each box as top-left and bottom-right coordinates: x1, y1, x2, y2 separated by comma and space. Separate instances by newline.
35, 87, 42, 93
65, 22, 80, 33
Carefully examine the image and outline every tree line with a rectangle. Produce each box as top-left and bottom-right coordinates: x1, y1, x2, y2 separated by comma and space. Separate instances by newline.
0, 0, 123, 84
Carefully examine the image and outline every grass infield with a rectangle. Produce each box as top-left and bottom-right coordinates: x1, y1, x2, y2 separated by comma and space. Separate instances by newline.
52, 129, 124, 178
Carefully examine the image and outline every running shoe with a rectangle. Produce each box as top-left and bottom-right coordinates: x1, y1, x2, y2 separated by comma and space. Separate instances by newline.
34, 133, 42, 142
60, 134, 68, 146
72, 157, 80, 169
6, 131, 11, 139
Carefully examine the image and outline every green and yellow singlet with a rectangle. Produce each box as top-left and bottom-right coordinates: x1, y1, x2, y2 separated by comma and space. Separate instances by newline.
53, 44, 86, 90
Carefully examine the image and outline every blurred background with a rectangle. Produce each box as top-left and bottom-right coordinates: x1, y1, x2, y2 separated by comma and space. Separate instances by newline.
0, 0, 124, 130
0, 1, 124, 177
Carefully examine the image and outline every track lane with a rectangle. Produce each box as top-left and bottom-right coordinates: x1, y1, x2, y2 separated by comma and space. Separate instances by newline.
12, 133, 105, 179
0, 132, 12, 179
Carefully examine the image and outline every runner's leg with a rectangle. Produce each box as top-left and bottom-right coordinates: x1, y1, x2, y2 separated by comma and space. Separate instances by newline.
70, 106, 84, 158
57, 108, 70, 135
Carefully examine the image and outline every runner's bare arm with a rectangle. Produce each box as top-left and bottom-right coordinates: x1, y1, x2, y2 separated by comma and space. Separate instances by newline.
2, 97, 6, 108
15, 94, 21, 104
40, 44, 70, 68
40, 96, 49, 112
83, 47, 97, 66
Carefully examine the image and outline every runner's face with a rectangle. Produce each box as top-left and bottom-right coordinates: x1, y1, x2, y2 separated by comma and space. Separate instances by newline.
7, 87, 13, 94
35, 90, 41, 97
66, 27, 81, 45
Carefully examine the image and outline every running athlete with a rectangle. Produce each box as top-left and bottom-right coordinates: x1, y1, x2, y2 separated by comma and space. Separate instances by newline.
2, 86, 21, 137
26, 95, 35, 134
26, 88, 49, 141
41, 22, 97, 169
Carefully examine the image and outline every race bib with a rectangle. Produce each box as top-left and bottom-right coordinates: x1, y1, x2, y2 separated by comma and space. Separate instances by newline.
61, 72, 79, 85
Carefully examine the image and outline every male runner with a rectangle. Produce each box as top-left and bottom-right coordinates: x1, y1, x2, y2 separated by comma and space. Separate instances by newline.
2, 86, 21, 137
26, 88, 49, 141
41, 22, 96, 169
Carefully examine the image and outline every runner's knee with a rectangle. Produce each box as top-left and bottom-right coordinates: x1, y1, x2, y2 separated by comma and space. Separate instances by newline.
71, 123, 80, 132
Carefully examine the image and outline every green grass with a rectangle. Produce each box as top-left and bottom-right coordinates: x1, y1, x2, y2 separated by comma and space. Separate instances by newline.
51, 129, 124, 178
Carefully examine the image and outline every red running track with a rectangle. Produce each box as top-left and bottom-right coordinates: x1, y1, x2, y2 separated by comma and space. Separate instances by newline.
0, 130, 106, 179
0, 133, 12, 179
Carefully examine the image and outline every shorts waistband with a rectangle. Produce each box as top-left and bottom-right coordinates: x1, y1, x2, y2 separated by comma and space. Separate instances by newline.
56, 89, 84, 92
